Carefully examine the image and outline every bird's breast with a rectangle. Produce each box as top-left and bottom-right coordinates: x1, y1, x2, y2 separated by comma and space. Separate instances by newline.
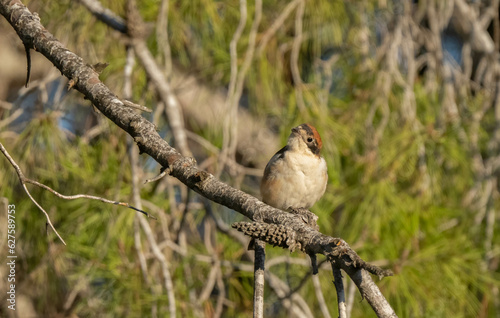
261, 151, 327, 210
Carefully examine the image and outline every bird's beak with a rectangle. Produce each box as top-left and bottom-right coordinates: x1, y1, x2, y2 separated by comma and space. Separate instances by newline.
291, 127, 300, 135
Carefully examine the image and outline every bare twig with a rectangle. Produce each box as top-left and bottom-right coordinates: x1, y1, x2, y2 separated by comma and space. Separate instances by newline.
346, 279, 356, 318
257, 0, 301, 55
23, 177, 154, 219
218, 0, 248, 176
122, 99, 152, 113
186, 130, 263, 177
267, 271, 314, 317
24, 44, 31, 87
144, 169, 169, 184
229, 0, 262, 158
312, 274, 332, 318
197, 215, 226, 316
156, 0, 172, 76
219, 0, 262, 176
290, 0, 306, 112
214, 266, 226, 318
0, 142, 66, 245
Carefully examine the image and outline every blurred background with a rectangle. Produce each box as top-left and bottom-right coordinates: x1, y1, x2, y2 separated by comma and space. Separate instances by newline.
0, 0, 499, 317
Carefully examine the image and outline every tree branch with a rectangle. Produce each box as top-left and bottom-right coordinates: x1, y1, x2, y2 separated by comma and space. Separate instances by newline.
0, 142, 66, 244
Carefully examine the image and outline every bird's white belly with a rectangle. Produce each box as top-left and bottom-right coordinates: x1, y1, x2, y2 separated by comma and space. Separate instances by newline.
271, 153, 327, 210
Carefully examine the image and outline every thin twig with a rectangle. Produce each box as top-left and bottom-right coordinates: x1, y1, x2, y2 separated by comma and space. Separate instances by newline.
124, 39, 175, 312
257, 0, 301, 56
229, 0, 262, 159
312, 274, 332, 318
1, 141, 155, 219
185, 130, 263, 177
214, 266, 226, 318
219, 0, 262, 176
173, 189, 191, 244
197, 215, 225, 314
267, 271, 314, 317
280, 259, 328, 301
290, 0, 306, 112
24, 44, 31, 87
122, 99, 152, 113
21, 178, 155, 219
129, 142, 164, 317
346, 279, 356, 318
218, 0, 248, 177
144, 170, 168, 184
0, 142, 66, 245
156, 0, 172, 76
137, 202, 177, 317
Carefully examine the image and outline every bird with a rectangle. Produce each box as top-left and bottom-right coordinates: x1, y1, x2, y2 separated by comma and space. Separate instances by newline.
260, 123, 328, 217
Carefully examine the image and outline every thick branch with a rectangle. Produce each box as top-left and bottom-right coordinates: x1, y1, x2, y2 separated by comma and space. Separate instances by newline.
232, 222, 392, 279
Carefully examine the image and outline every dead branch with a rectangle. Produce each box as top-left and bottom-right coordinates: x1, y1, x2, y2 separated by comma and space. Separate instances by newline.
290, 0, 306, 112
0, 146, 155, 219
0, 142, 65, 244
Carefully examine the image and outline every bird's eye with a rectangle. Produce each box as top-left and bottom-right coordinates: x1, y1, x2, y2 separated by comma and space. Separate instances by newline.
307, 137, 313, 143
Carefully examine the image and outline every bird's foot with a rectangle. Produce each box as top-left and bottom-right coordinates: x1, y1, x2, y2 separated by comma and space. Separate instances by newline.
288, 208, 319, 231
